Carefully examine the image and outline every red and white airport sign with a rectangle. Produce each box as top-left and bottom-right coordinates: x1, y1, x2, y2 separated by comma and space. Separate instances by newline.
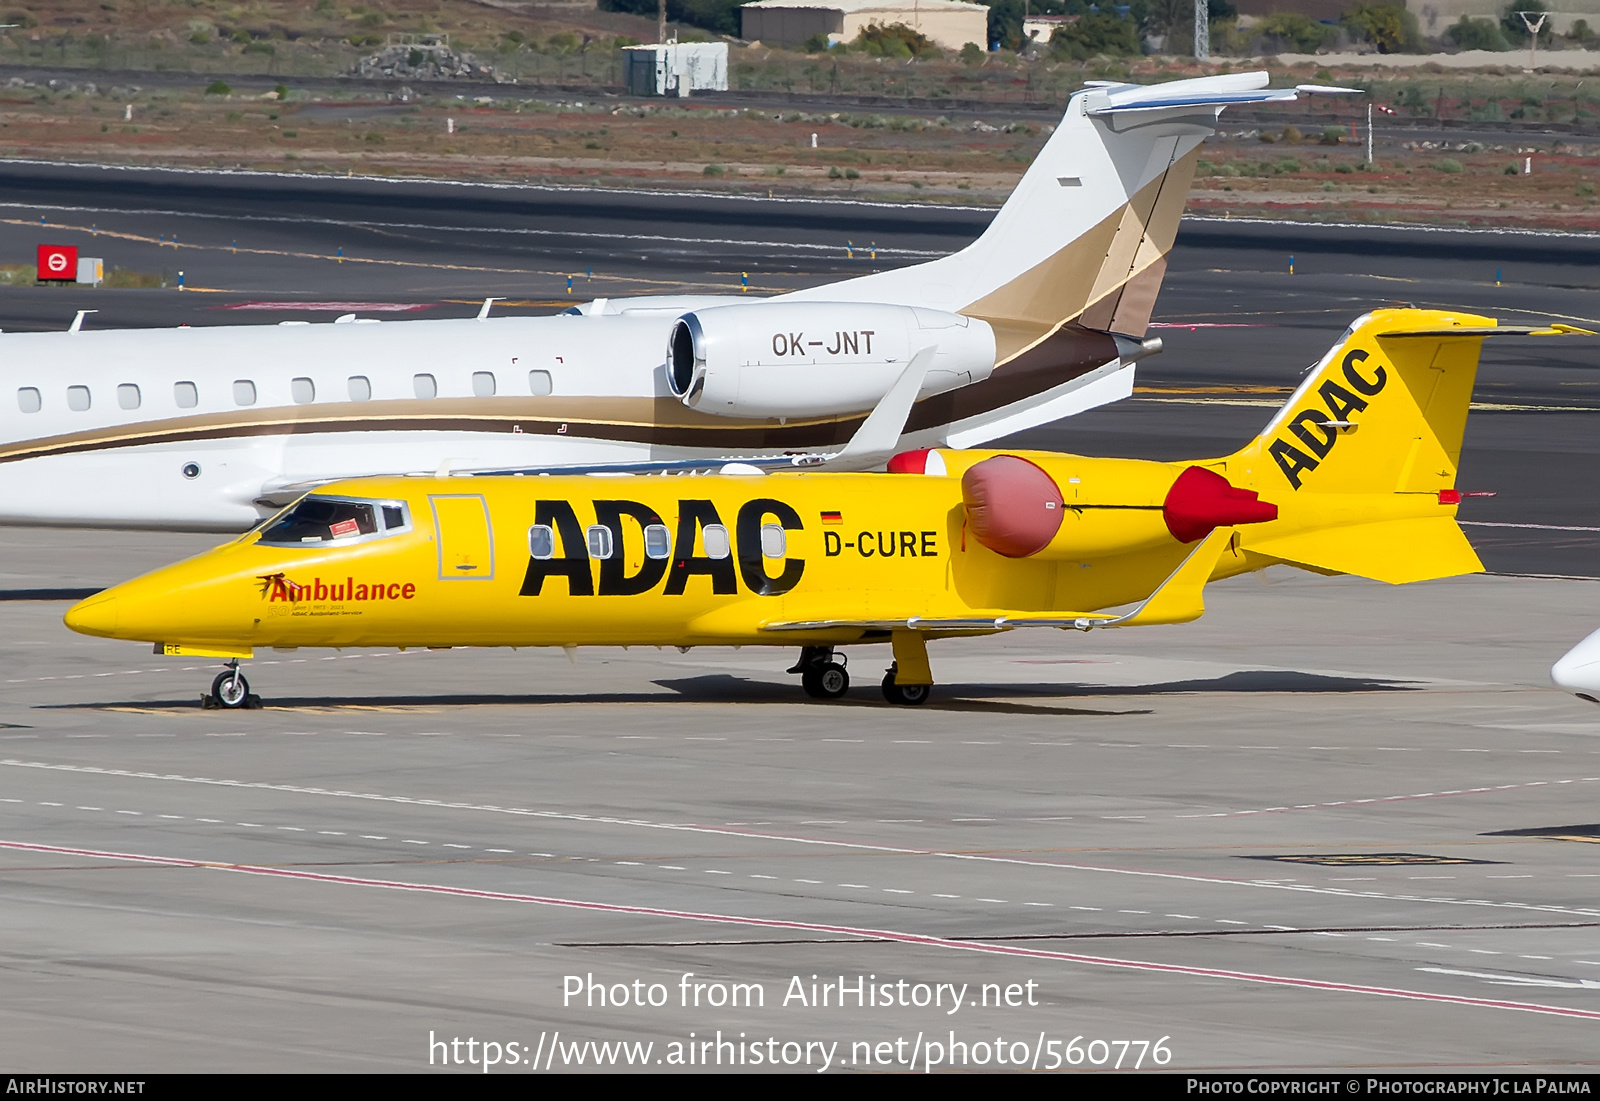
37, 244, 78, 282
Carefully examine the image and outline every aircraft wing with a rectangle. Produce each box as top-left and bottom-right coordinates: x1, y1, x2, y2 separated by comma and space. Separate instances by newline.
760, 527, 1236, 635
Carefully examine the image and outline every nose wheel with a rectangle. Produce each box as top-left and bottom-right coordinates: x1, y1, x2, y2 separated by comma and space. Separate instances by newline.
204, 660, 261, 710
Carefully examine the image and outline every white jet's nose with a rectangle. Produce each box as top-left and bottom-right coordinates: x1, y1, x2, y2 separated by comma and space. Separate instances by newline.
1551, 626, 1600, 702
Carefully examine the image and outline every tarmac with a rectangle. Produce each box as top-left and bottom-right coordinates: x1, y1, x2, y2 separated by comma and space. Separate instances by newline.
0, 170, 1596, 1072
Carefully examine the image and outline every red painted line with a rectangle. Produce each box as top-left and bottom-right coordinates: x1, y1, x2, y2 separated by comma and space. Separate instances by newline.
217, 301, 434, 312
5, 838, 1597, 1021
1146, 322, 1273, 329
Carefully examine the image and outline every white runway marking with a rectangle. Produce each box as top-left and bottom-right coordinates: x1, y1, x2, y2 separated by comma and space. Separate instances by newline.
5, 758, 1593, 918
2, 837, 1595, 1021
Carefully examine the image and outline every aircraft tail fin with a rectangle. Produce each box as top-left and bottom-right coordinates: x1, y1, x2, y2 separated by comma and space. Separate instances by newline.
797, 73, 1357, 363
1223, 309, 1590, 584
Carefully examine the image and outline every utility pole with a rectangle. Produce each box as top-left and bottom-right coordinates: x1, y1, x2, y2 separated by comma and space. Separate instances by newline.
658, 0, 667, 45
1194, 0, 1209, 61
1366, 100, 1373, 163
1517, 10, 1547, 68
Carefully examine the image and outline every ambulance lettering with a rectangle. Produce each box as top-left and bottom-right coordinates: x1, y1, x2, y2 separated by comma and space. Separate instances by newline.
258, 573, 415, 603
1268, 348, 1388, 489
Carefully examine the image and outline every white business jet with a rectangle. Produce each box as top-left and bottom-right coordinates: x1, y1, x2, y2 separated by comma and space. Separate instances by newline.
0, 72, 1352, 530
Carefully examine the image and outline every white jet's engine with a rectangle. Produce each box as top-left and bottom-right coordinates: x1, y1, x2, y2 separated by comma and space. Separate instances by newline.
667, 302, 997, 419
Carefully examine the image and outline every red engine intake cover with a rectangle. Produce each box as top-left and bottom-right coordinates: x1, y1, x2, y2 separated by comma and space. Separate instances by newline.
1163, 466, 1278, 544
961, 455, 1065, 558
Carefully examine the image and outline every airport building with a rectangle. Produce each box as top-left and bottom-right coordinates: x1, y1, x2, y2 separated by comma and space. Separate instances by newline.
740, 0, 989, 52
621, 41, 729, 96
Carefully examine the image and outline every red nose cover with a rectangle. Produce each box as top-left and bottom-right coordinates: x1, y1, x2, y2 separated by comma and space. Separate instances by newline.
1163, 465, 1278, 544
961, 455, 1065, 558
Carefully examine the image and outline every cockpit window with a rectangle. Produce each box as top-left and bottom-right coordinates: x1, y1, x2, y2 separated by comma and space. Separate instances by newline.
258, 497, 408, 545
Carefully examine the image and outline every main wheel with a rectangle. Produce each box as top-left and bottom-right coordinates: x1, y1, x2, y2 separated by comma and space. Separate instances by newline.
211, 670, 251, 709
881, 671, 931, 706
801, 661, 850, 699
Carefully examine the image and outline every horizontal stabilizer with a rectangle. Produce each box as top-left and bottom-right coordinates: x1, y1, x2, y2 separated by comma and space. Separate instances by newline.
1084, 72, 1360, 115
1250, 517, 1483, 585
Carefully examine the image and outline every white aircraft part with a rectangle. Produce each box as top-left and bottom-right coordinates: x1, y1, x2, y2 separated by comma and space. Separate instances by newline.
670, 302, 995, 418
1552, 626, 1600, 700
943, 361, 1134, 450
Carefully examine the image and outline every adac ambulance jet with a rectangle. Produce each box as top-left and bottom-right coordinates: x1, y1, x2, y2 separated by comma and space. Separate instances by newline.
1, 72, 1354, 531
69, 308, 1578, 709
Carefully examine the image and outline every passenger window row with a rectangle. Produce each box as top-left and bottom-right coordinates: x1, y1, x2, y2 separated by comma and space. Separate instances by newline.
525, 523, 788, 561
15, 369, 555, 414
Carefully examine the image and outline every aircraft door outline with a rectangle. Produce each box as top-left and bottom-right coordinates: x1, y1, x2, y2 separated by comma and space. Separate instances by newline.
430, 494, 496, 581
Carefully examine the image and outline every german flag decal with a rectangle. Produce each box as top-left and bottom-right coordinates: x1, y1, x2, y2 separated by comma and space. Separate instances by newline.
821, 511, 842, 525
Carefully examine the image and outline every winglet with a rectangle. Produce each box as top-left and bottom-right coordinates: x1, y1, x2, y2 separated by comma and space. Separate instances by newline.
821, 346, 936, 471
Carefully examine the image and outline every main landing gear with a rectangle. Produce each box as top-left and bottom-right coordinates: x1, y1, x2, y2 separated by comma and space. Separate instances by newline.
790, 646, 850, 699
881, 664, 930, 707
203, 659, 262, 710
788, 632, 935, 706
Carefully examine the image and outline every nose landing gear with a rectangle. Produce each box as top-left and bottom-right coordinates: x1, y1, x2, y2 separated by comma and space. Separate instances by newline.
789, 646, 850, 699
203, 659, 262, 710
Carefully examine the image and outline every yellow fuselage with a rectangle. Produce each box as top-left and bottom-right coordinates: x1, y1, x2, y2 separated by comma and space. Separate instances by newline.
62, 445, 1458, 657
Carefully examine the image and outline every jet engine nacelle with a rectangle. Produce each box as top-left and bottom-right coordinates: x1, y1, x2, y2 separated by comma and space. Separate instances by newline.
667, 302, 997, 419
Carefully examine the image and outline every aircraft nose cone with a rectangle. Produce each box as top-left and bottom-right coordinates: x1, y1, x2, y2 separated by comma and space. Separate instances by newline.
64, 592, 118, 637
1551, 627, 1600, 701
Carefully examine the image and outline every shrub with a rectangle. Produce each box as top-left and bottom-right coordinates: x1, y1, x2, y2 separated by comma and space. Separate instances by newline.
827, 165, 842, 178
802, 32, 832, 52
205, 80, 232, 95
852, 23, 934, 58
1321, 124, 1347, 144
1341, 3, 1423, 53
599, 0, 745, 37
1445, 16, 1508, 50
960, 41, 984, 65
1050, 11, 1140, 58
1436, 158, 1464, 173
1255, 12, 1335, 53
1281, 125, 1303, 144
703, 164, 724, 176
844, 167, 860, 179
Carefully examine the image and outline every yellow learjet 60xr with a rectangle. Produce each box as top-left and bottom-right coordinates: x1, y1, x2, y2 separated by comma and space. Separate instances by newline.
66, 309, 1585, 708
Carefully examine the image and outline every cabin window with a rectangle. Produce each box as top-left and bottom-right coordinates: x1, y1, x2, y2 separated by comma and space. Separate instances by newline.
528, 370, 553, 396
348, 376, 371, 402
586, 524, 613, 560
16, 387, 40, 414
702, 523, 731, 560
174, 381, 198, 408
760, 524, 787, 559
66, 386, 91, 412
259, 497, 379, 545
381, 505, 407, 531
116, 384, 141, 411
413, 373, 437, 400
291, 377, 315, 404
644, 523, 671, 560
527, 524, 555, 560
233, 380, 257, 407
472, 371, 496, 398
